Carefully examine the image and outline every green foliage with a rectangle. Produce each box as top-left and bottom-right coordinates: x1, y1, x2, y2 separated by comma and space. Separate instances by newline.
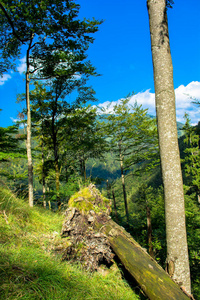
166, 0, 174, 9
131, 185, 166, 263
102, 97, 159, 175
0, 0, 102, 77
0, 125, 25, 162
42, 175, 82, 205
87, 154, 121, 186
110, 170, 200, 298
182, 113, 200, 202
68, 185, 111, 214
184, 191, 200, 299
28, 81, 106, 198
0, 124, 28, 198
0, 187, 138, 300
100, 97, 159, 221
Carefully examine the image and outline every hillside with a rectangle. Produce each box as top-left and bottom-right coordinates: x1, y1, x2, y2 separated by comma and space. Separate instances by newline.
98, 113, 184, 134
0, 186, 139, 300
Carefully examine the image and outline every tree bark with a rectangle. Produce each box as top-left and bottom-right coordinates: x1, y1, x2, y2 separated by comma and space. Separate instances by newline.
146, 205, 154, 258
65, 184, 192, 300
147, 0, 191, 292
55, 159, 60, 192
112, 188, 118, 222
41, 137, 46, 208
95, 218, 190, 300
51, 103, 60, 194
79, 157, 87, 181
26, 37, 34, 207
83, 158, 87, 182
119, 141, 129, 223
197, 194, 200, 205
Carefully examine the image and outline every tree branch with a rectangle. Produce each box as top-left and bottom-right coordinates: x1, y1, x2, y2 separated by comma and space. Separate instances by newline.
0, 2, 29, 44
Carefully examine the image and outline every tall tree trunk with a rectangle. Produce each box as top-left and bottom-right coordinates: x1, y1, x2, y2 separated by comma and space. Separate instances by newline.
26, 37, 34, 207
79, 157, 86, 181
51, 106, 60, 194
106, 180, 110, 199
55, 159, 60, 192
83, 158, 87, 182
46, 186, 51, 210
118, 141, 129, 223
197, 194, 200, 205
112, 188, 118, 222
79, 158, 84, 178
42, 180, 46, 208
41, 137, 46, 208
146, 205, 154, 258
147, 0, 191, 293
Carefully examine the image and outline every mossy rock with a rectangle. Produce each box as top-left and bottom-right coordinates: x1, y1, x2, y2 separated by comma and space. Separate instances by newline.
68, 184, 111, 215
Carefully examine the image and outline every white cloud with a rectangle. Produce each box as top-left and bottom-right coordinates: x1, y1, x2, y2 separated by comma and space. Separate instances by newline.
10, 117, 26, 128
97, 89, 156, 116
0, 74, 12, 85
10, 117, 20, 123
130, 90, 156, 115
17, 56, 26, 74
175, 81, 200, 125
97, 81, 200, 125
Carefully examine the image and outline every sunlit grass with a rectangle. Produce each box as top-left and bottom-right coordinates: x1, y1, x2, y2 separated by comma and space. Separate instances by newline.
0, 187, 139, 300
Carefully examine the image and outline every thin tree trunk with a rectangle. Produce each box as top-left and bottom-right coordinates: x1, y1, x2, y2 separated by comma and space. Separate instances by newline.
51, 105, 60, 194
79, 158, 83, 178
26, 37, 34, 207
41, 137, 46, 208
83, 158, 86, 182
55, 159, 60, 192
48, 200, 51, 210
146, 205, 154, 258
112, 188, 118, 222
42, 183, 46, 208
119, 141, 129, 223
46, 186, 51, 210
106, 180, 111, 198
147, 0, 191, 293
79, 157, 86, 181
197, 193, 200, 206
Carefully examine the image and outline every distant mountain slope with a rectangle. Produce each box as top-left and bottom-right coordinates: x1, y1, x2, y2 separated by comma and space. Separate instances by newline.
97, 113, 184, 137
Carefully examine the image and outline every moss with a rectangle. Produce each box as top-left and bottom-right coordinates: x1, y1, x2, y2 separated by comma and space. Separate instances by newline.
68, 186, 111, 215
101, 196, 112, 212
68, 187, 95, 213
76, 242, 87, 257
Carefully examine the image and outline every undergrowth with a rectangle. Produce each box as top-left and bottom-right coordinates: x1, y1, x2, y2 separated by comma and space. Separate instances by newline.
0, 187, 139, 300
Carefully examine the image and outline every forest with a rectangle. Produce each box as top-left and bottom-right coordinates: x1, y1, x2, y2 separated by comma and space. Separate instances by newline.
0, 0, 200, 299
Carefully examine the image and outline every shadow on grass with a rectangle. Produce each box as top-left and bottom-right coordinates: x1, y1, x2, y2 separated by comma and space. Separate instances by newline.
0, 246, 138, 300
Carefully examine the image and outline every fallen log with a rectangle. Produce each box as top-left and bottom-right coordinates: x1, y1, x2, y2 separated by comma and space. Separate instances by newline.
61, 184, 191, 300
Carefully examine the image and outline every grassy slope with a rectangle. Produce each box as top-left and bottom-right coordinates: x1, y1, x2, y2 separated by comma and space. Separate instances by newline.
0, 187, 139, 300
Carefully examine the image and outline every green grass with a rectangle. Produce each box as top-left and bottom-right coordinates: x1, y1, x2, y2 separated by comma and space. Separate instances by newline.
0, 187, 139, 300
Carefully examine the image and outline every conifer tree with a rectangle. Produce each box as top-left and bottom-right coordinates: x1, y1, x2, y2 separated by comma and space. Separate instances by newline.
103, 97, 158, 223
182, 113, 200, 204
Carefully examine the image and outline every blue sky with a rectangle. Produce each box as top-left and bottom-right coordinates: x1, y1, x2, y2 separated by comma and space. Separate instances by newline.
0, 0, 200, 127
